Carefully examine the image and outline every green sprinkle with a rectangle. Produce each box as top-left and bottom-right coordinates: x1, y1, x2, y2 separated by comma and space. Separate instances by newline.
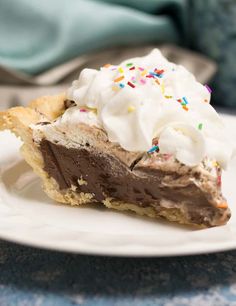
126, 63, 133, 67
198, 123, 203, 130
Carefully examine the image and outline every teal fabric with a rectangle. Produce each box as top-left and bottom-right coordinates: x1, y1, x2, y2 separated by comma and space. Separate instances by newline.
190, 0, 236, 108
0, 0, 186, 75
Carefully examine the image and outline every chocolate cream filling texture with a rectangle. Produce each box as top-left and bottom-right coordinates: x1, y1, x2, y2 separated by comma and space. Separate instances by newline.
39, 139, 230, 226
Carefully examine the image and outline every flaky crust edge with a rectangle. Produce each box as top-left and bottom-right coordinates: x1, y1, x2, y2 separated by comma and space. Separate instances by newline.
0, 94, 212, 227
0, 94, 94, 206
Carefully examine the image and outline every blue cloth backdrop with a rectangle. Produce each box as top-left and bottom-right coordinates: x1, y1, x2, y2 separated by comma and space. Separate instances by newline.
0, 0, 186, 74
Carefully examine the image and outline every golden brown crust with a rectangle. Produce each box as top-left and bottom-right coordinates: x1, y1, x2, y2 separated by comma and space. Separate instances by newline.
103, 198, 204, 228
0, 94, 228, 227
0, 106, 39, 139
0, 93, 95, 204
28, 93, 66, 121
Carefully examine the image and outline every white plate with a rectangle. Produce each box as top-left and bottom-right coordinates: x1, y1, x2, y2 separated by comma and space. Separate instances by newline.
0, 114, 236, 257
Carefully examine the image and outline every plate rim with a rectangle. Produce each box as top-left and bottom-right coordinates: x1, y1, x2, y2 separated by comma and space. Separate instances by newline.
0, 113, 236, 257
1, 231, 236, 257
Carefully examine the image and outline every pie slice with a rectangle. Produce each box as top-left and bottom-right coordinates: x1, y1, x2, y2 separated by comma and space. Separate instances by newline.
0, 49, 234, 227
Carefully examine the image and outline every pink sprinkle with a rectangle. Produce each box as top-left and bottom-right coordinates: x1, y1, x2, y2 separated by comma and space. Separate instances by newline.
80, 109, 87, 112
138, 67, 144, 71
131, 76, 136, 81
140, 79, 146, 85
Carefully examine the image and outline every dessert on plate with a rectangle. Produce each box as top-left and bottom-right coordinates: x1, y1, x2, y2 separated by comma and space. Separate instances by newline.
0, 49, 235, 227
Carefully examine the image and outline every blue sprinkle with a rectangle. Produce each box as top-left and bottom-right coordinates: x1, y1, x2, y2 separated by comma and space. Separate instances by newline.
149, 71, 157, 76
148, 145, 159, 153
119, 83, 125, 88
149, 71, 163, 78
182, 97, 189, 105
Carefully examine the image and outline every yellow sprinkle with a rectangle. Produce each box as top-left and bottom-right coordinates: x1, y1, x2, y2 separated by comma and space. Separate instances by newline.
217, 202, 228, 209
114, 75, 124, 82
128, 105, 136, 113
141, 70, 147, 76
165, 95, 173, 99
87, 107, 97, 114
118, 67, 124, 73
213, 161, 219, 167
112, 86, 119, 92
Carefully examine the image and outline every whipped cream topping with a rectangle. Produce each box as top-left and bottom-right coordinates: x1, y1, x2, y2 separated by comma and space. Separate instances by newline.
64, 49, 234, 168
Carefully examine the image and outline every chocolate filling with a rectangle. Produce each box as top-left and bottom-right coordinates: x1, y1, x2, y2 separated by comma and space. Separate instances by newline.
40, 140, 230, 226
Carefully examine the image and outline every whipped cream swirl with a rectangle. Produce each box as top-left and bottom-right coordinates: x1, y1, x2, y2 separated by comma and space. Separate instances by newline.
66, 49, 235, 168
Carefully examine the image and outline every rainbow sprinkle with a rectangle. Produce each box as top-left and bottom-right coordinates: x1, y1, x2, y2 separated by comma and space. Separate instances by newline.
114, 75, 124, 82
80, 109, 87, 112
109, 62, 193, 113
176, 96, 190, 111
205, 84, 212, 93
198, 123, 203, 130
127, 81, 135, 88
154, 69, 164, 78
217, 202, 228, 209
182, 97, 189, 105
112, 86, 119, 92
141, 70, 147, 76
148, 145, 159, 153
146, 74, 154, 78
128, 105, 136, 113
155, 69, 164, 75
149, 72, 157, 77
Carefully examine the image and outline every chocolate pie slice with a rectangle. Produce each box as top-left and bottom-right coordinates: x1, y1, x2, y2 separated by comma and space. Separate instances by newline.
0, 49, 234, 227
